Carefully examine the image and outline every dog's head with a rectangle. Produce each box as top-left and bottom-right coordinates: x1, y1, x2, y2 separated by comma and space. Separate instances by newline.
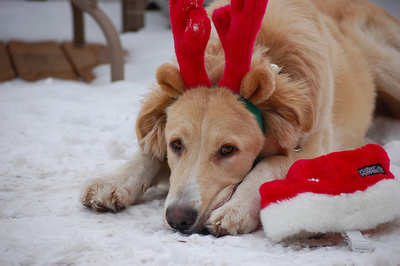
164, 86, 264, 233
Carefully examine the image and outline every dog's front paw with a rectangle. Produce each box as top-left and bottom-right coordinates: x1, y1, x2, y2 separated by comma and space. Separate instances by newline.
80, 179, 131, 212
206, 198, 260, 236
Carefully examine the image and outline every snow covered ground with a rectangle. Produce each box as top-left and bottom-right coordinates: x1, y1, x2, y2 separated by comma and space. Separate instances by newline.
1, 0, 400, 265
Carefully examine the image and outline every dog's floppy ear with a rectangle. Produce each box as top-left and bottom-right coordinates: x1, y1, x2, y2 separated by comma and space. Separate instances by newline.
262, 78, 314, 149
155, 63, 185, 98
240, 65, 276, 105
136, 85, 176, 159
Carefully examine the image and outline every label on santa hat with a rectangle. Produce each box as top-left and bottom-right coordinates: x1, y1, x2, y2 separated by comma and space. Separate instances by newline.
358, 164, 385, 177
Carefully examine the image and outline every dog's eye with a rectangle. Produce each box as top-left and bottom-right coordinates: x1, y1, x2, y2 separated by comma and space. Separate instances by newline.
220, 145, 235, 156
171, 140, 182, 152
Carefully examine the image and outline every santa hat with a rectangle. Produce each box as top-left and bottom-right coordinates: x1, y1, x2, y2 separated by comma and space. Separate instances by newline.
259, 144, 400, 243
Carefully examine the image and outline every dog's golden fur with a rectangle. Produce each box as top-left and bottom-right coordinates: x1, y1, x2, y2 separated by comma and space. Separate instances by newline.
81, 0, 400, 236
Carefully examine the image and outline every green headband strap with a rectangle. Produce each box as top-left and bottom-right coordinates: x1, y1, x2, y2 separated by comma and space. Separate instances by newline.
238, 97, 265, 133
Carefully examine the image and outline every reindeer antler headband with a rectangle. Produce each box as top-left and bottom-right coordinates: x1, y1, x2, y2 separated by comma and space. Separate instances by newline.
169, 0, 212, 89
169, 0, 269, 130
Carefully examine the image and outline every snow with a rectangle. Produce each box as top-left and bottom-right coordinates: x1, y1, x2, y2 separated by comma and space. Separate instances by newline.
1, 0, 400, 265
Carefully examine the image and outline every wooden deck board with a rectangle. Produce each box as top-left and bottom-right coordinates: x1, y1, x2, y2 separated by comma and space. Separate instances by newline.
7, 41, 79, 82
3, 41, 113, 83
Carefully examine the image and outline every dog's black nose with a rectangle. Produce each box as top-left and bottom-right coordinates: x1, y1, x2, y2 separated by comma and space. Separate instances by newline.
166, 206, 198, 233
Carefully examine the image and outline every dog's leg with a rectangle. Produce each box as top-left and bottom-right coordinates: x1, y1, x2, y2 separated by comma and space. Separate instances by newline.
206, 155, 294, 236
80, 149, 166, 212
360, 15, 400, 118
341, 5, 400, 118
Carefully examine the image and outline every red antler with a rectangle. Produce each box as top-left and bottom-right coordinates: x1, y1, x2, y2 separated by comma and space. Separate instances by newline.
169, 0, 212, 89
212, 0, 269, 94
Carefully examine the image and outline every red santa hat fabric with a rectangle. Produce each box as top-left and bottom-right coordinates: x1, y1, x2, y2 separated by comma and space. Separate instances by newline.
259, 144, 400, 242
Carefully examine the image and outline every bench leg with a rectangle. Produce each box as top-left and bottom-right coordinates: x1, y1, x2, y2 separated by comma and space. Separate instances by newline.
70, 0, 124, 82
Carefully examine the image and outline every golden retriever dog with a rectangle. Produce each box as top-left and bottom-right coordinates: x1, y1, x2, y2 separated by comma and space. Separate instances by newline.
81, 0, 400, 236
